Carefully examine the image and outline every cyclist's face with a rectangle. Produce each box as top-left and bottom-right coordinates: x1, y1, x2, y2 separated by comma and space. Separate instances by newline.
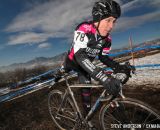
97, 16, 116, 36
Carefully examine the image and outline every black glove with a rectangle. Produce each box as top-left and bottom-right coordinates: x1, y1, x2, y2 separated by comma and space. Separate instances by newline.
114, 62, 136, 77
103, 77, 121, 97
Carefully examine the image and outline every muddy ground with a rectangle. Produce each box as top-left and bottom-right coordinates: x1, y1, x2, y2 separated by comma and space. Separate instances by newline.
0, 78, 160, 130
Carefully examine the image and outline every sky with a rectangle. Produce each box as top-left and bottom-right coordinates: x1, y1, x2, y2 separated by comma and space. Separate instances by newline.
0, 0, 160, 66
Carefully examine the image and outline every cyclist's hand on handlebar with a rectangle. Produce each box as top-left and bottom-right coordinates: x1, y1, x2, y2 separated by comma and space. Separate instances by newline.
103, 77, 121, 97
114, 62, 136, 77
124, 61, 136, 74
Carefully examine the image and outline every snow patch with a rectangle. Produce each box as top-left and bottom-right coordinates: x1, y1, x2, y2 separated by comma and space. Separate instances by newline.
127, 53, 160, 88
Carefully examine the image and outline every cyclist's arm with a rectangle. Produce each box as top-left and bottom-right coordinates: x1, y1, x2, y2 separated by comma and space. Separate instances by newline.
75, 49, 108, 82
98, 45, 132, 84
99, 53, 120, 70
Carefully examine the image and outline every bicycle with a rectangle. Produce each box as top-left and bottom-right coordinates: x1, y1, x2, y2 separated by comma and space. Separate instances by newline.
48, 70, 160, 130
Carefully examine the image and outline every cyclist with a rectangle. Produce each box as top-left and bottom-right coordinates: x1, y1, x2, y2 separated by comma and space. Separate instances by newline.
61, 0, 133, 129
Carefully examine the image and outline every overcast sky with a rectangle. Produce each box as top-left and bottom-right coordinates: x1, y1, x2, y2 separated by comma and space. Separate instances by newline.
0, 0, 160, 66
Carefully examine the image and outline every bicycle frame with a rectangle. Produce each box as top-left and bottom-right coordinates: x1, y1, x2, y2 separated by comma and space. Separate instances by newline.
62, 74, 120, 125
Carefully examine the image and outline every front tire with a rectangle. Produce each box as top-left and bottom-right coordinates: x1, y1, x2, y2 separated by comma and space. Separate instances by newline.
100, 98, 160, 130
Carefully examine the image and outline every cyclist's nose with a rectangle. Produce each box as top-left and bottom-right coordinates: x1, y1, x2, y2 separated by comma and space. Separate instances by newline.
109, 22, 114, 30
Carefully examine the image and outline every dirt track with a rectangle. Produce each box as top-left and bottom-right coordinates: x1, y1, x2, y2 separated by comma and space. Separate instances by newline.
0, 79, 160, 130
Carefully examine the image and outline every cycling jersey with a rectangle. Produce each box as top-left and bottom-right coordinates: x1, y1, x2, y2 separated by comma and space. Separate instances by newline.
64, 21, 120, 82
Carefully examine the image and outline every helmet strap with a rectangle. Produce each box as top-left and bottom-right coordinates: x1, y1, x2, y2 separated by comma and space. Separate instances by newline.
95, 16, 108, 40
95, 15, 102, 36
97, 21, 101, 35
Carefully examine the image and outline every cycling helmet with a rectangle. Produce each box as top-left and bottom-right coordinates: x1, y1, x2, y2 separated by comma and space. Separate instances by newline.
92, 0, 121, 22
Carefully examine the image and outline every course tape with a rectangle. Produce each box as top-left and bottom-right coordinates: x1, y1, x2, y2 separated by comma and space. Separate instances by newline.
0, 78, 54, 103
109, 45, 160, 57
135, 64, 160, 68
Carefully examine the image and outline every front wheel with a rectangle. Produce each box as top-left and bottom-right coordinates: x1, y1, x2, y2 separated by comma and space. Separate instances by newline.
100, 98, 160, 130
48, 90, 77, 130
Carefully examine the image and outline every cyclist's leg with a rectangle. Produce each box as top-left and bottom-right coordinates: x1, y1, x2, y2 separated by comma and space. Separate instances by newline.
78, 71, 92, 117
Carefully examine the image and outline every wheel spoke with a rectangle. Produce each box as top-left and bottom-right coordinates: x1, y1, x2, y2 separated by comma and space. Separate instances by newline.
131, 106, 137, 122
106, 111, 122, 123
142, 112, 152, 125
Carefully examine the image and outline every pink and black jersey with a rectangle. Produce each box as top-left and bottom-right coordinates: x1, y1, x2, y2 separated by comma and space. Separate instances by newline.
64, 21, 119, 81
68, 21, 112, 61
